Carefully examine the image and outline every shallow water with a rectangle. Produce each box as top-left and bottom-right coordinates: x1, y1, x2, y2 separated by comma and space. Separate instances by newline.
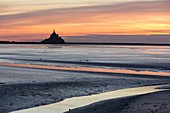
0, 44, 170, 74
1, 62, 170, 76
1, 44, 170, 113
11, 85, 167, 113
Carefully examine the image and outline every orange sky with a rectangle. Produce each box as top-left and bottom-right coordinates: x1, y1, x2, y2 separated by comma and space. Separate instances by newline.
0, 0, 170, 42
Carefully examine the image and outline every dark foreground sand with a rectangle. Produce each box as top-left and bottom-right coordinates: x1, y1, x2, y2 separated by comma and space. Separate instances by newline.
0, 66, 170, 113
66, 90, 170, 113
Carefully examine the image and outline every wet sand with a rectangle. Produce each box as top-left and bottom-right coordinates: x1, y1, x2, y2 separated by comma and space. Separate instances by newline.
1, 44, 170, 113
0, 65, 170, 113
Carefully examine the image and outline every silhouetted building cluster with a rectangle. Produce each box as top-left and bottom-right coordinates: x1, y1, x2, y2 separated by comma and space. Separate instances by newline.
41, 30, 65, 44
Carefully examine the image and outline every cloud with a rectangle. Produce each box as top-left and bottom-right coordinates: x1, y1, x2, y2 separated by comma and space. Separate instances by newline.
0, 0, 170, 42
64, 34, 170, 44
0, 0, 169, 27
0, 33, 46, 41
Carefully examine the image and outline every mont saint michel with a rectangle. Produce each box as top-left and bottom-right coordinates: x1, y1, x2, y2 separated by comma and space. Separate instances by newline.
41, 30, 65, 44
0, 30, 65, 44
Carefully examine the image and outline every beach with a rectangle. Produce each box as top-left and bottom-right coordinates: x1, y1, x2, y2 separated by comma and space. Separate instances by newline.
1, 65, 170, 113
0, 44, 170, 113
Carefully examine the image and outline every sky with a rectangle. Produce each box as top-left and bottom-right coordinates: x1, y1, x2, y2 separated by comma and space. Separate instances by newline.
0, 0, 170, 43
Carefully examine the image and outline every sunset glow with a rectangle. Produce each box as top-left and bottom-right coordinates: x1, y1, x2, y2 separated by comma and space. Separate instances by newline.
0, 0, 170, 42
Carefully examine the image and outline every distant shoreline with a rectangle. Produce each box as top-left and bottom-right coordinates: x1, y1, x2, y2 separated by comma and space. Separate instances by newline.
0, 42, 170, 46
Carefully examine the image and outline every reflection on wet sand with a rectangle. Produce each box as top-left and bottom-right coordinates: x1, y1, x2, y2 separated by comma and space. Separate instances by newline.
11, 85, 167, 113
0, 62, 170, 77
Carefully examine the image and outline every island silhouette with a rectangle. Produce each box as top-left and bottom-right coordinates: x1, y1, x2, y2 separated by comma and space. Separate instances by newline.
0, 30, 65, 44
41, 30, 65, 44
0, 31, 170, 46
